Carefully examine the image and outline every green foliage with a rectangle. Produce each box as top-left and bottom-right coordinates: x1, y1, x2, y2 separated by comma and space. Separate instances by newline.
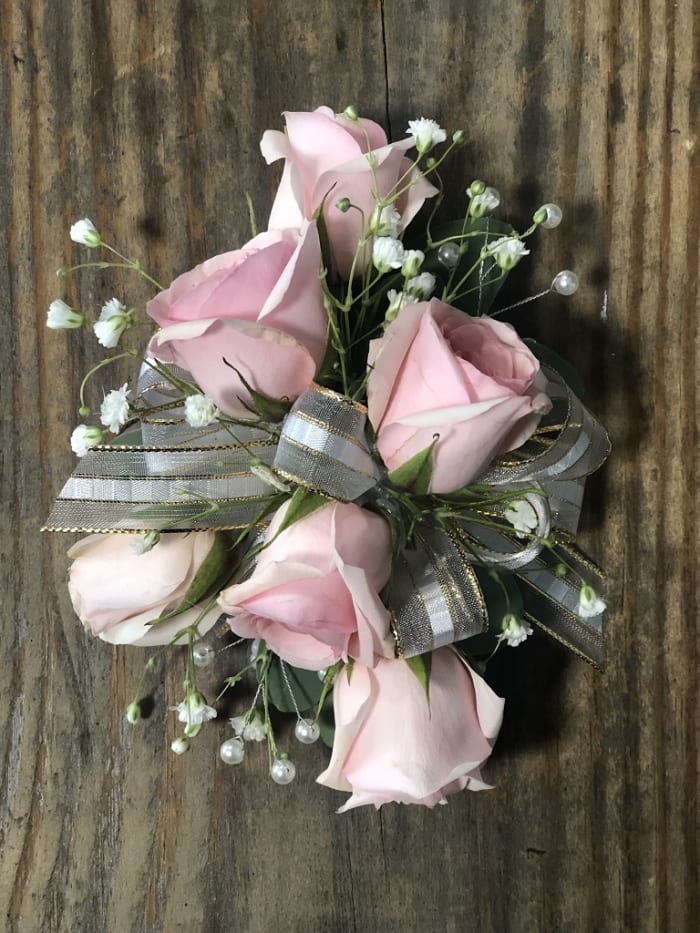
150, 531, 232, 625
405, 652, 432, 704
266, 657, 324, 713
313, 189, 336, 284
387, 437, 437, 495
526, 339, 585, 399
418, 217, 514, 314
317, 692, 336, 748
274, 486, 329, 538
221, 362, 292, 421
112, 423, 143, 446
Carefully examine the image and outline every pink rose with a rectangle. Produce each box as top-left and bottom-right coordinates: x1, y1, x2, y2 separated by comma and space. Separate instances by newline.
260, 106, 437, 277
218, 501, 393, 670
68, 532, 220, 646
317, 647, 504, 811
367, 298, 552, 492
147, 222, 327, 417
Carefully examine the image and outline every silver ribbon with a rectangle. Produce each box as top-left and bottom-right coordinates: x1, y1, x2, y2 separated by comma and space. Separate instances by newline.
42, 442, 278, 532
518, 540, 605, 669
43, 364, 279, 533
45, 362, 608, 665
480, 367, 611, 535
388, 368, 609, 662
273, 385, 382, 501
387, 525, 487, 658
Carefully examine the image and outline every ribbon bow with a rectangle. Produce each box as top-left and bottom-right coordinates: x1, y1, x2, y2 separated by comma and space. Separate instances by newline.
45, 366, 609, 666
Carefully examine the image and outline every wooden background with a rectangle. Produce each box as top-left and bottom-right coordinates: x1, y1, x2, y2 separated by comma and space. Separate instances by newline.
1, 1, 698, 931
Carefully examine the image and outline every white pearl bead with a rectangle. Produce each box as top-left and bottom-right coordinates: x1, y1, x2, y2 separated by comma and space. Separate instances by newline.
317, 668, 328, 682
270, 757, 296, 785
437, 242, 460, 268
540, 203, 563, 229
552, 270, 579, 295
219, 737, 245, 765
192, 643, 215, 668
294, 718, 321, 744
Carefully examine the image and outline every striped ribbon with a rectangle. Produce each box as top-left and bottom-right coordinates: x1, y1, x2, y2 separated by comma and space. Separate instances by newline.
44, 364, 609, 664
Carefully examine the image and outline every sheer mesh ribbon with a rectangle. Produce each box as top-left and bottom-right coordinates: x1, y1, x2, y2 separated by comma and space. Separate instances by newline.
43, 364, 278, 532
44, 363, 608, 663
387, 525, 487, 658
273, 385, 382, 500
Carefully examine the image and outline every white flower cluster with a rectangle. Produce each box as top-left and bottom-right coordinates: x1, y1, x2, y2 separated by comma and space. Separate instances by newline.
406, 118, 447, 154
500, 613, 533, 648
230, 713, 267, 742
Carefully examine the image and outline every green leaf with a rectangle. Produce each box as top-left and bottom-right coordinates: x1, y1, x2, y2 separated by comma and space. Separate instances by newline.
266, 657, 324, 713
313, 187, 337, 283
181, 531, 232, 606
526, 339, 585, 399
387, 437, 438, 495
274, 485, 328, 538
221, 361, 292, 421
405, 652, 432, 704
150, 531, 232, 625
317, 692, 336, 748
111, 423, 143, 446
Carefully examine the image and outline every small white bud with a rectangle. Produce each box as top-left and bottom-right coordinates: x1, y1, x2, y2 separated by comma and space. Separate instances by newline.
489, 236, 530, 271
468, 187, 501, 218
171, 737, 190, 755
406, 272, 436, 299
184, 393, 218, 428
93, 297, 132, 348
372, 237, 405, 273
400, 249, 424, 278
578, 585, 606, 618
70, 424, 104, 457
99, 383, 131, 434
504, 498, 538, 537
125, 702, 141, 724
369, 205, 401, 238
500, 613, 533, 647
46, 299, 84, 330
70, 218, 102, 247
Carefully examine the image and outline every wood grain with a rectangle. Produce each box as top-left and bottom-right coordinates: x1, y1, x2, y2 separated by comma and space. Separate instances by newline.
1, 1, 697, 930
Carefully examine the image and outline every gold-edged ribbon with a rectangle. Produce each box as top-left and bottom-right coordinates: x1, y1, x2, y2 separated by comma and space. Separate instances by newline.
387, 525, 488, 658
44, 365, 609, 665
272, 385, 382, 500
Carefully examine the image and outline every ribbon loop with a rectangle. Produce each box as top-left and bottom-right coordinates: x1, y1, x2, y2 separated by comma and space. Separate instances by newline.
387, 525, 487, 658
273, 385, 382, 501
481, 367, 610, 534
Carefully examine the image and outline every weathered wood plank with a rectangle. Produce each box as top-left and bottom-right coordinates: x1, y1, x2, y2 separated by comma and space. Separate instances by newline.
1, 1, 697, 931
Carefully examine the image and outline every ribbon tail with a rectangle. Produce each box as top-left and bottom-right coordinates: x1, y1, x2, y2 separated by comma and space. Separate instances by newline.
515, 540, 605, 669
388, 525, 488, 658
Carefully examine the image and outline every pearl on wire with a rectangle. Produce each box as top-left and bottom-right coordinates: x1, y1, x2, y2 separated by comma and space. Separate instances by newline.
539, 203, 563, 229
437, 242, 460, 268
552, 270, 579, 295
270, 757, 296, 785
294, 718, 321, 744
219, 736, 245, 765
192, 642, 215, 668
